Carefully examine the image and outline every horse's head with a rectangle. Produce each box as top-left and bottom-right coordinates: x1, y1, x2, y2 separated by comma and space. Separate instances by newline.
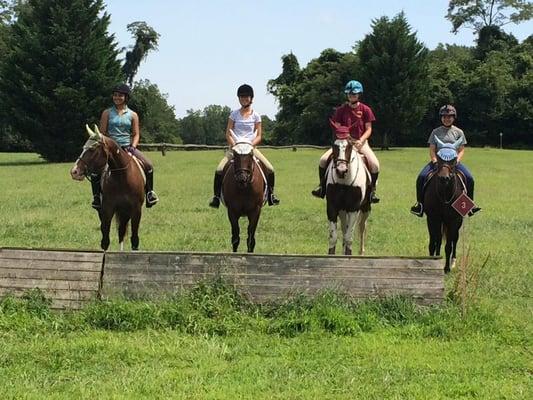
70, 125, 109, 181
434, 137, 462, 184
232, 142, 255, 187
332, 138, 354, 178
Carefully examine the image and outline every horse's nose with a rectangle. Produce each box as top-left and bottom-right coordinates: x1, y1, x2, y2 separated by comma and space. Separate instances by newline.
70, 165, 83, 180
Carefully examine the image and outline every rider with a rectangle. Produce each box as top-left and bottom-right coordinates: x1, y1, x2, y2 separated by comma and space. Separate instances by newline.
410, 104, 481, 217
209, 84, 280, 208
311, 80, 380, 203
90, 83, 159, 210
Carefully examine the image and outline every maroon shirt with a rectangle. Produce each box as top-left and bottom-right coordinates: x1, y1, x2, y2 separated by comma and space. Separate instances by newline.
332, 102, 376, 140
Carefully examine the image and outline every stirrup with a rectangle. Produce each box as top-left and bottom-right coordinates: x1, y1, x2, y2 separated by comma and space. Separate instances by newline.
311, 185, 325, 199
91, 196, 101, 210
146, 191, 159, 208
209, 196, 220, 209
468, 207, 481, 217
410, 203, 423, 217
268, 193, 280, 206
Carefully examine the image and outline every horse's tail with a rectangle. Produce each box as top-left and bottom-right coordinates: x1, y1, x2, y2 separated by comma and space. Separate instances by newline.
442, 224, 447, 241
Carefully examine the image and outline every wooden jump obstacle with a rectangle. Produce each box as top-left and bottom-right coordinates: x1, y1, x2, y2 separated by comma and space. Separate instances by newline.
0, 248, 444, 309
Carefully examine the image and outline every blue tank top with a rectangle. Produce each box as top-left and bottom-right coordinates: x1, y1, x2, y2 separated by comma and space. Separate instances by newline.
107, 106, 133, 147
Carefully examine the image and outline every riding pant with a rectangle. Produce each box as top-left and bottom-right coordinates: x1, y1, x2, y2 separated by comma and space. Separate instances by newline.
416, 162, 475, 202
318, 142, 380, 173
124, 146, 153, 173
215, 147, 274, 174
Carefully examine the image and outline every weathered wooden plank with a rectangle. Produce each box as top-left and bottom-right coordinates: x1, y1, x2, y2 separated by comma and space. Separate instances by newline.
0, 259, 103, 273
0, 278, 99, 291
0, 248, 102, 263
0, 267, 101, 281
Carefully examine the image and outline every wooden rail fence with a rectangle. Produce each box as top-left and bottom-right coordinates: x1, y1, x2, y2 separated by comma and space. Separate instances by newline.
0, 248, 444, 309
137, 143, 329, 156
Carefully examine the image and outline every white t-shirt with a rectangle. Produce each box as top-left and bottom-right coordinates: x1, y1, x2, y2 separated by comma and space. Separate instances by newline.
229, 109, 261, 142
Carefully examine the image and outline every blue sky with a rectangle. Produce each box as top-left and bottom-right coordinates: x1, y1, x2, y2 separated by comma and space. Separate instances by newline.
105, 0, 532, 118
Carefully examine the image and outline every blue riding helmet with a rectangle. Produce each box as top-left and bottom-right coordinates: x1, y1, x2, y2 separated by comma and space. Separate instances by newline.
344, 80, 363, 94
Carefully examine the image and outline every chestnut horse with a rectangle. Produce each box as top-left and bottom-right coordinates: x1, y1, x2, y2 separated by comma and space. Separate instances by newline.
221, 142, 266, 252
70, 125, 145, 251
423, 138, 465, 273
326, 138, 372, 255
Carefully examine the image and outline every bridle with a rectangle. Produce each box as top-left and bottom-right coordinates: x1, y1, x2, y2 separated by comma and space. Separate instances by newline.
76, 138, 130, 180
436, 159, 459, 205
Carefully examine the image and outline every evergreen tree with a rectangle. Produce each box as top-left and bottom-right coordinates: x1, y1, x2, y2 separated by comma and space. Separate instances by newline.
122, 21, 160, 86
0, 0, 122, 161
358, 12, 429, 148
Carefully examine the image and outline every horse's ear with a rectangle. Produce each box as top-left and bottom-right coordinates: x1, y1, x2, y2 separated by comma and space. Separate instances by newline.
452, 138, 463, 149
86, 124, 97, 139
94, 125, 104, 141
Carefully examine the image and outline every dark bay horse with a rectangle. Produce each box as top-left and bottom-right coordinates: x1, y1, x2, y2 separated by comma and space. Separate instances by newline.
326, 138, 372, 255
423, 138, 465, 273
221, 142, 266, 252
70, 125, 145, 251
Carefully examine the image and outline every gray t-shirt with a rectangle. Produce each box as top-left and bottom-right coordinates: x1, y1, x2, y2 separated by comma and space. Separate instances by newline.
427, 125, 467, 148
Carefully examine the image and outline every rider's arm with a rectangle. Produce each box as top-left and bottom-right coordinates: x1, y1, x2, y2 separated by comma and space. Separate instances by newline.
99, 110, 109, 135
225, 118, 236, 146
359, 122, 372, 144
131, 112, 140, 148
457, 145, 465, 162
429, 144, 437, 163
252, 122, 262, 146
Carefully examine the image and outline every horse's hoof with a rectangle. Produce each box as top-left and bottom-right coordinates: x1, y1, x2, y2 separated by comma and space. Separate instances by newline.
328, 248, 335, 255
344, 248, 352, 256
444, 266, 451, 274
451, 258, 456, 270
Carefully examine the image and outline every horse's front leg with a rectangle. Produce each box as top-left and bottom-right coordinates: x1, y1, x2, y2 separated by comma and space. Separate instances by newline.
340, 210, 357, 256
246, 208, 261, 253
426, 216, 442, 257
227, 210, 240, 252
99, 208, 113, 251
444, 222, 460, 273
130, 206, 142, 251
357, 211, 370, 256
327, 203, 338, 255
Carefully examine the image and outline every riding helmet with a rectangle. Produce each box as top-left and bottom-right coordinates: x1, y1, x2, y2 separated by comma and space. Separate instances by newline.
113, 83, 131, 95
344, 80, 364, 94
439, 104, 457, 117
237, 84, 254, 98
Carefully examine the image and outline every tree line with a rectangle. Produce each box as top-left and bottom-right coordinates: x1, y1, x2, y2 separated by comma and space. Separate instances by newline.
0, 1, 531, 161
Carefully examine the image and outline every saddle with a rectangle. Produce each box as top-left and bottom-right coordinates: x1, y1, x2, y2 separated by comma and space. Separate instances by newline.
127, 151, 146, 184
422, 168, 467, 192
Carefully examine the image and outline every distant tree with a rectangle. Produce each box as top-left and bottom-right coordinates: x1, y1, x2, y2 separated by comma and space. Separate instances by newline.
358, 12, 430, 148
447, 0, 533, 33
267, 53, 302, 144
122, 21, 160, 86
474, 24, 518, 59
0, 0, 122, 161
260, 114, 276, 144
179, 105, 231, 145
128, 79, 181, 144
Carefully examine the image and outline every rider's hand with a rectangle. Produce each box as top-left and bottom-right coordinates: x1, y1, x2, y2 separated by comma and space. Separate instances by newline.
354, 140, 363, 150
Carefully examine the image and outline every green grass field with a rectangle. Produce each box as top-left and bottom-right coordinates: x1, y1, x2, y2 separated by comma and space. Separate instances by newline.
0, 148, 531, 399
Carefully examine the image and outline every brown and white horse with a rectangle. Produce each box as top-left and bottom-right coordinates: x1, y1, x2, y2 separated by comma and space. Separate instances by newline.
326, 138, 372, 255
70, 125, 145, 251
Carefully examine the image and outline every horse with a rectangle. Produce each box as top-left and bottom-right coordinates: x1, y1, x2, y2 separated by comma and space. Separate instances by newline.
221, 142, 266, 252
70, 125, 145, 251
423, 137, 465, 273
325, 138, 372, 255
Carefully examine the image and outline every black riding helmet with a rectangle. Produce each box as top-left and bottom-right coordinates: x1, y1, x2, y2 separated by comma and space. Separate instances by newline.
237, 84, 254, 98
113, 83, 131, 100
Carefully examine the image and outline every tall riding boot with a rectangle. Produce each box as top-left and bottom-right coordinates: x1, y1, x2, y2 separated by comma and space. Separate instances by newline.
90, 173, 102, 210
145, 169, 159, 208
466, 178, 481, 216
266, 173, 280, 206
370, 172, 380, 203
311, 166, 327, 198
209, 173, 223, 208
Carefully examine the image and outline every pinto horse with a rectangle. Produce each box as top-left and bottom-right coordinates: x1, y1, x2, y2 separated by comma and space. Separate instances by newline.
70, 125, 145, 251
221, 142, 266, 252
325, 138, 372, 255
423, 137, 465, 273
